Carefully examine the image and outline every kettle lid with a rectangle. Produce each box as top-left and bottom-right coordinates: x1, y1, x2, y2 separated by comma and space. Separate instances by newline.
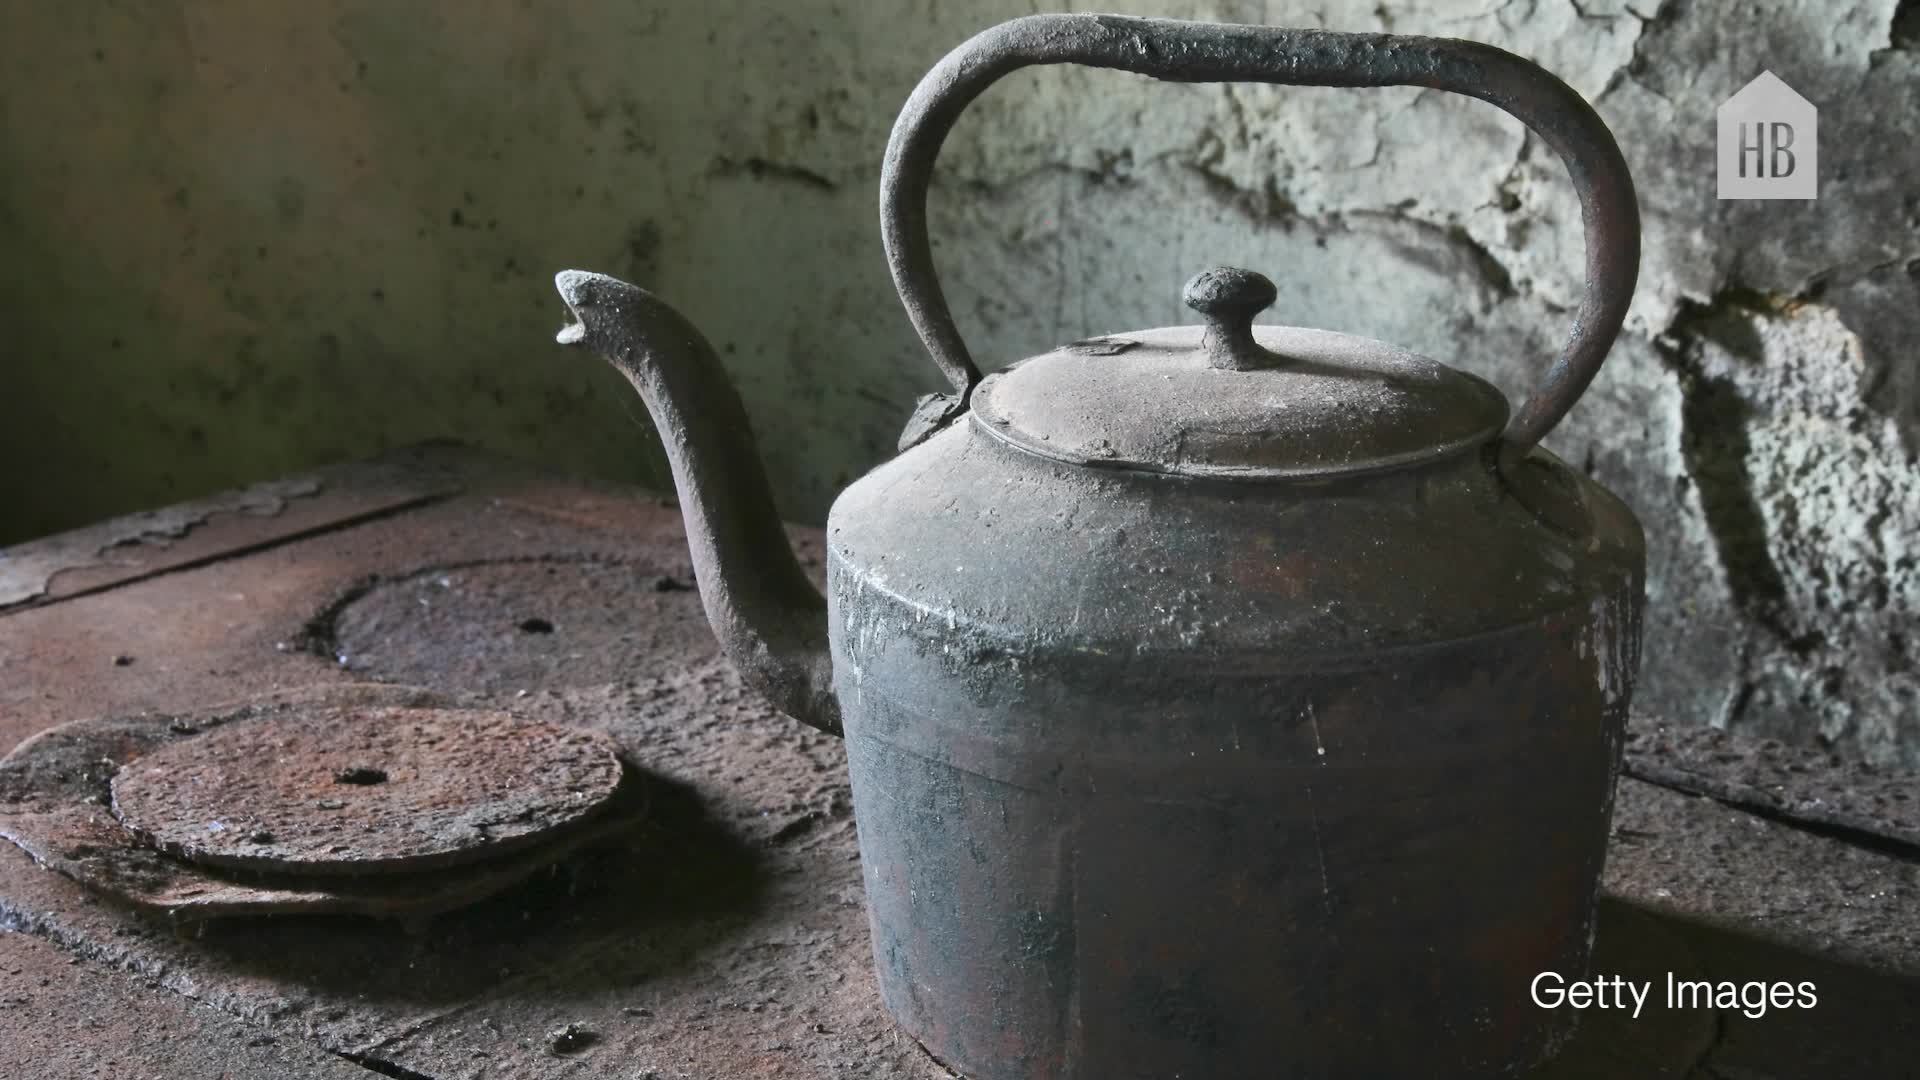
969, 267, 1511, 480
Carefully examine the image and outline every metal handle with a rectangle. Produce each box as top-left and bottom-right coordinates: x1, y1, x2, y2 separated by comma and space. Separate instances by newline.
879, 13, 1640, 454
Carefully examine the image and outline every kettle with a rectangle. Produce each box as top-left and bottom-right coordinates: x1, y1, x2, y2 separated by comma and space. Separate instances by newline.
552, 14, 1642, 1078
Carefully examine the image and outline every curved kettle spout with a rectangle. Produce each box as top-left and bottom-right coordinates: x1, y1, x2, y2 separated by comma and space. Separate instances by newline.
553, 270, 841, 736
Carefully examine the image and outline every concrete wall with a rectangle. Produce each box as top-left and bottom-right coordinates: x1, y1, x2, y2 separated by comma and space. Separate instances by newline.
2, 1, 1915, 762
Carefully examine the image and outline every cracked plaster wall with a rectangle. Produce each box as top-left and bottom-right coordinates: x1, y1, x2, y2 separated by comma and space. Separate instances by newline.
1, 1, 1915, 761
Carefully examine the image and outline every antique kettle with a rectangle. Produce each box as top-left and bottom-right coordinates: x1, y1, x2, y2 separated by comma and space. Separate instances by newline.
552, 14, 1643, 1078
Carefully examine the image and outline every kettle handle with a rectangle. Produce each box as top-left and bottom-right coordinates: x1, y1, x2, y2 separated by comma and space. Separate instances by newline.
879, 14, 1639, 455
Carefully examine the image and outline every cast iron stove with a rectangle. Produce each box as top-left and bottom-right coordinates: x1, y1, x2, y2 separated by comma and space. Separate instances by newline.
0, 444, 1913, 1078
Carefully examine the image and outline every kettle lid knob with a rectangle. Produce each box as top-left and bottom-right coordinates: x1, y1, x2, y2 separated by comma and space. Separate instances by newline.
1183, 267, 1281, 371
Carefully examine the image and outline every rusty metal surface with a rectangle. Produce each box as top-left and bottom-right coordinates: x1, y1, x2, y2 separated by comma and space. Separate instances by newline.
5, 696, 1914, 1079
1, 667, 945, 1079
0, 931, 374, 1080
0, 449, 1913, 1078
0, 476, 320, 609
0, 449, 466, 612
1624, 717, 1920, 852
0, 445, 706, 755
313, 554, 714, 694
111, 704, 625, 877
1, 685, 649, 919
878, 14, 1639, 459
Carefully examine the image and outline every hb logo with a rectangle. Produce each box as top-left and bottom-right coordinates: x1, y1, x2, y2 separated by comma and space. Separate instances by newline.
1718, 71, 1817, 199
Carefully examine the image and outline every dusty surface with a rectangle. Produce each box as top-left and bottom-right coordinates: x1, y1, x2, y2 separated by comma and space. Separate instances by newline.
0, 445, 706, 754
1625, 718, 1920, 852
0, 683, 654, 922
2, 671, 948, 1079
0, 451, 460, 612
1603, 781, 1920, 1079
319, 553, 716, 693
110, 703, 625, 876
0, 476, 321, 608
0, 446, 1914, 1078
0, 930, 374, 1080
2, 0, 1914, 763
1606, 776, 1919, 978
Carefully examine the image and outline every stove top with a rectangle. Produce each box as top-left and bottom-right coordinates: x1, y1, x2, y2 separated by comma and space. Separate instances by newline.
0, 444, 1913, 1079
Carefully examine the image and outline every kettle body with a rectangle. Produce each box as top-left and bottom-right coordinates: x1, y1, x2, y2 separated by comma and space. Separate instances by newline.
827, 419, 1642, 1076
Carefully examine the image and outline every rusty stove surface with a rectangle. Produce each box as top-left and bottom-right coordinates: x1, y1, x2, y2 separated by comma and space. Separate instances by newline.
2, 686, 654, 922
110, 702, 627, 877
0, 444, 1915, 1079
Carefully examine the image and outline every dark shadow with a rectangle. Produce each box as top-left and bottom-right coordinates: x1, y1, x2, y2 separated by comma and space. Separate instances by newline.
175, 765, 771, 1006
1533, 896, 1920, 1079
1658, 296, 1799, 651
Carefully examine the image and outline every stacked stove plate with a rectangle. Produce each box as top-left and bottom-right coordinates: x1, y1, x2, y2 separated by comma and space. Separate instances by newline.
0, 683, 648, 921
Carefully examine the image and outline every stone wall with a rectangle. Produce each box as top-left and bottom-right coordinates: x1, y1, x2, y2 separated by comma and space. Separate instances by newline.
1, 1, 1914, 761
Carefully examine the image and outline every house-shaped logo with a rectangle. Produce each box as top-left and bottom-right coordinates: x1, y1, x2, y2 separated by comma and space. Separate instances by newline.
1718, 71, 1817, 199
